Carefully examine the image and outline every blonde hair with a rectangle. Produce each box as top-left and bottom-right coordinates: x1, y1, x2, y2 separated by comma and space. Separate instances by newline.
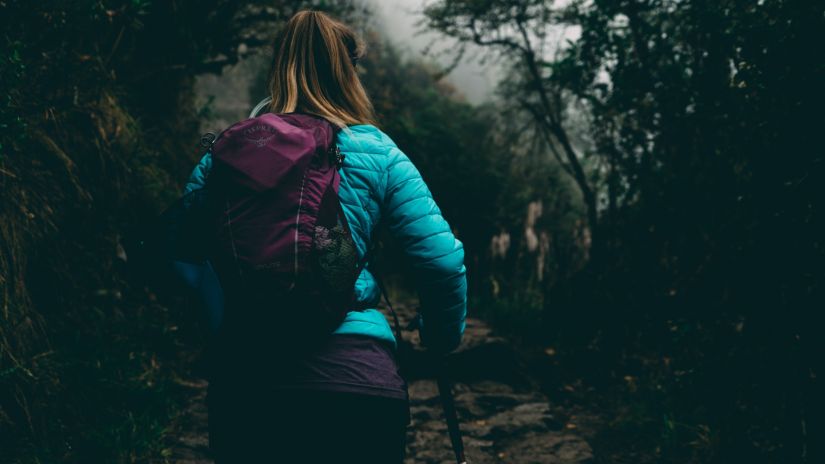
267, 10, 377, 128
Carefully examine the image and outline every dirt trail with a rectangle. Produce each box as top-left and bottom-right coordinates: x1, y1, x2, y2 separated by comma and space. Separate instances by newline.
164, 301, 594, 463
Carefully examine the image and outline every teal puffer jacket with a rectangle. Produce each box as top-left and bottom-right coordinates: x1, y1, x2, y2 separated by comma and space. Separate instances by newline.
184, 124, 468, 353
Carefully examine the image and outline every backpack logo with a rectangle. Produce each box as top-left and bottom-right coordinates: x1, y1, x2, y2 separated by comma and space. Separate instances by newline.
243, 124, 278, 147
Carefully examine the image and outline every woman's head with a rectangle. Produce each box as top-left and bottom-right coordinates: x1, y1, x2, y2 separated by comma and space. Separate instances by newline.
268, 10, 376, 128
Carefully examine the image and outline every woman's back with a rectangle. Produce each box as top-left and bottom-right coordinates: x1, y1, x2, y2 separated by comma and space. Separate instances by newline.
196, 114, 467, 464
181, 9, 467, 463
184, 123, 468, 352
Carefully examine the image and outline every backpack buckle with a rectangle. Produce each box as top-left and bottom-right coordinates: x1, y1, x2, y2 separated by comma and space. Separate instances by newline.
200, 132, 217, 149
331, 145, 345, 168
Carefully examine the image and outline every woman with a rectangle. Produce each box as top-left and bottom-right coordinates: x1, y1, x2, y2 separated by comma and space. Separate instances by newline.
182, 10, 467, 463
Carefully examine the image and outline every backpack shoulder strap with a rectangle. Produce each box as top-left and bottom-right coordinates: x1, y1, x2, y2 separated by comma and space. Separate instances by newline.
372, 267, 403, 342
362, 239, 407, 342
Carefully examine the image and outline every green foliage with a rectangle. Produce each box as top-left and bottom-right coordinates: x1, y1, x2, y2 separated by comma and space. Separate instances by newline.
569, 2, 822, 458
0, 39, 27, 160
3, 0, 820, 461
469, 290, 544, 341
424, 0, 824, 461
0, 1, 352, 462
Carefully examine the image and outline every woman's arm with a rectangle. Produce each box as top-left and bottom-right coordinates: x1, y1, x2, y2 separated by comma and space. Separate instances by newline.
178, 150, 224, 334
381, 147, 467, 354
183, 151, 212, 194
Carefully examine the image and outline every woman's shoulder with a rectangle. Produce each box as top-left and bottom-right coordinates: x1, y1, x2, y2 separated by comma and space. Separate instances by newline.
336, 124, 399, 157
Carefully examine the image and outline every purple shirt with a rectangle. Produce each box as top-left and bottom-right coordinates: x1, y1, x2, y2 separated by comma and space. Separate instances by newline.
268, 334, 409, 401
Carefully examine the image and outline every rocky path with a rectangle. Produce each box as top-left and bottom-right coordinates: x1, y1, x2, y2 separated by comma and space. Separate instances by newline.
163, 301, 594, 463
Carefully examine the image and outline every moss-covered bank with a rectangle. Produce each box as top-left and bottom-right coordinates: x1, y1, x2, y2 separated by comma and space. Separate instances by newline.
0, 1, 310, 461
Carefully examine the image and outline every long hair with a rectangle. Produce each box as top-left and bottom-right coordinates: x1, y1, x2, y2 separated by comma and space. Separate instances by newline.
267, 10, 376, 128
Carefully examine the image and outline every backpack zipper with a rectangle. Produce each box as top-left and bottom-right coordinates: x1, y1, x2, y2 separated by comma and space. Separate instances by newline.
293, 169, 309, 288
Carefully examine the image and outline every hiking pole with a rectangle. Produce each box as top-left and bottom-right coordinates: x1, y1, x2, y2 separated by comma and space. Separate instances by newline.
436, 356, 467, 464
372, 273, 466, 462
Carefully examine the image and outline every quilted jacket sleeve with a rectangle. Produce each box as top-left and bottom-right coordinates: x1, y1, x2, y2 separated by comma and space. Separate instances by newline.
183, 152, 212, 194
381, 147, 468, 353
177, 151, 225, 334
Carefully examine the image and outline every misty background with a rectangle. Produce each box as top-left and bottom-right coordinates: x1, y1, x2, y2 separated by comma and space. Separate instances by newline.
194, 0, 502, 131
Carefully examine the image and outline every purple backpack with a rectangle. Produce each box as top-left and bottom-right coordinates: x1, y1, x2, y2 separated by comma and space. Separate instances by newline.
204, 112, 364, 335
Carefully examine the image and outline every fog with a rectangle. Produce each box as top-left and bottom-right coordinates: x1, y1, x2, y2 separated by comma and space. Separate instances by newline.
194, 1, 506, 133
368, 0, 503, 104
